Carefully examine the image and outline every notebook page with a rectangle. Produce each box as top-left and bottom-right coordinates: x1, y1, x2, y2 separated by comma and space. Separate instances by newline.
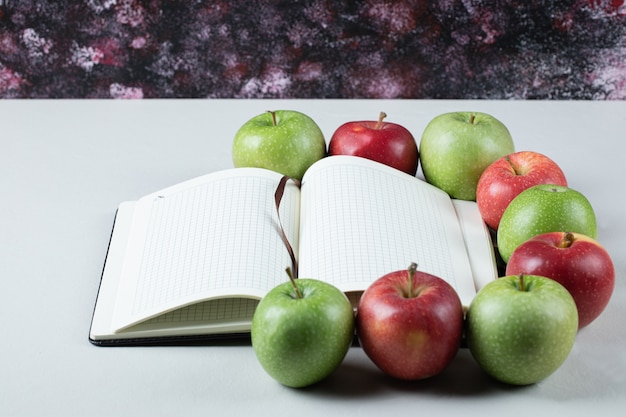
451, 199, 498, 291
111, 298, 261, 339
111, 168, 300, 332
298, 156, 477, 306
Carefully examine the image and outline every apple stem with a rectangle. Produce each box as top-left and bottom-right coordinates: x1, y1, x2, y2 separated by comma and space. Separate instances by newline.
506, 156, 523, 175
375, 112, 387, 130
267, 110, 277, 127
407, 262, 418, 298
518, 274, 525, 292
469, 113, 476, 124
558, 232, 576, 248
286, 267, 303, 299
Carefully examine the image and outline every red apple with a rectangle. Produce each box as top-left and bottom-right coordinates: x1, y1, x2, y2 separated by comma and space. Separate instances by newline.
356, 263, 464, 380
328, 112, 419, 175
506, 232, 615, 329
476, 151, 568, 230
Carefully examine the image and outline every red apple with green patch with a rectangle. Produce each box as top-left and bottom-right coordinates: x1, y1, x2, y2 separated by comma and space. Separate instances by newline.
476, 151, 568, 231
506, 232, 615, 329
356, 263, 464, 380
328, 112, 419, 175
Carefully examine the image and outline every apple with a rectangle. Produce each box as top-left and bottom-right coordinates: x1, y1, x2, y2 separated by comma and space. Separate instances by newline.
506, 232, 615, 329
497, 184, 597, 263
251, 269, 355, 388
466, 274, 578, 385
476, 151, 568, 231
419, 112, 515, 200
355, 263, 464, 380
232, 110, 326, 180
328, 112, 419, 175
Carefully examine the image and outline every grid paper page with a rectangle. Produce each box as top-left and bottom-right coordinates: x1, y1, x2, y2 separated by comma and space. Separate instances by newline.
112, 170, 300, 331
298, 156, 476, 305
129, 298, 260, 334
143, 298, 259, 324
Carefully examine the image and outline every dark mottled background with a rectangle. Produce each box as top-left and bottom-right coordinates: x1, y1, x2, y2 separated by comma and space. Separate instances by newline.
1, 0, 625, 99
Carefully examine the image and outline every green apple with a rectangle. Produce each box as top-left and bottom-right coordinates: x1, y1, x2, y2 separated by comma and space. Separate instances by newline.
232, 110, 326, 180
251, 273, 355, 388
497, 184, 597, 262
419, 112, 515, 200
466, 274, 578, 385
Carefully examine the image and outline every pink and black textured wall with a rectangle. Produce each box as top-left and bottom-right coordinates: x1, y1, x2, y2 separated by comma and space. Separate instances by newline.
1, 1, 625, 99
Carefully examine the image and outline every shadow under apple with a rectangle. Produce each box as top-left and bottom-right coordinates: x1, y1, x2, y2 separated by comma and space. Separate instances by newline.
298, 347, 527, 399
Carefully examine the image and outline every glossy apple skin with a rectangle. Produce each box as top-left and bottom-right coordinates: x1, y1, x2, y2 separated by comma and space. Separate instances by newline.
466, 274, 578, 385
251, 279, 355, 388
356, 268, 464, 380
506, 232, 615, 329
419, 111, 515, 201
477, 151, 567, 231
328, 119, 419, 175
232, 110, 326, 180
497, 184, 597, 263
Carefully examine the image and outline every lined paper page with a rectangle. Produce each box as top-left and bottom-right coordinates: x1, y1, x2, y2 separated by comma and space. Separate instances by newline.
112, 168, 300, 332
298, 156, 478, 306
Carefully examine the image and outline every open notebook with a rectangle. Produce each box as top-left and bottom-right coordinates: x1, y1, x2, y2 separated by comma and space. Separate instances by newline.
89, 155, 497, 345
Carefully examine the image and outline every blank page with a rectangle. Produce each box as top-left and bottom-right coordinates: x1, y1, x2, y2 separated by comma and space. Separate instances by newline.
298, 156, 478, 306
452, 199, 498, 292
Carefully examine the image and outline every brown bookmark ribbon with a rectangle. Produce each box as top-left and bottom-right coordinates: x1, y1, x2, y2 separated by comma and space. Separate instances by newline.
274, 175, 302, 279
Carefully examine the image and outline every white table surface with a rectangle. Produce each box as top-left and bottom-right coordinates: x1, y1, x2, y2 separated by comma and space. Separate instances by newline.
2, 99, 625, 416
